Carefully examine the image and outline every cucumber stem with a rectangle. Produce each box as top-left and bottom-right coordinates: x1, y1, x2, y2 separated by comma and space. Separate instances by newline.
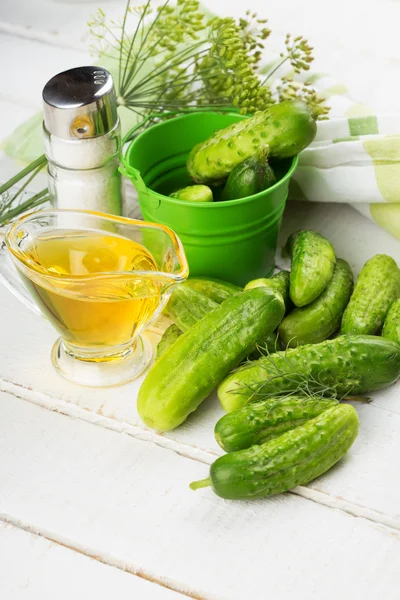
190, 477, 211, 491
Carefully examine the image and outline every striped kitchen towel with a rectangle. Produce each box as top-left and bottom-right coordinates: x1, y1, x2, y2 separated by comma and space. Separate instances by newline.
289, 74, 400, 240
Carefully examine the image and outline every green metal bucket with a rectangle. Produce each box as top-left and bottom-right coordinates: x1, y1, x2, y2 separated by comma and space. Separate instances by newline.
122, 112, 298, 286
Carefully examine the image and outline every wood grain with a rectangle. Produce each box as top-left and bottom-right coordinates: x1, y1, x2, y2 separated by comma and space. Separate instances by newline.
1, 391, 400, 600
0, 0, 400, 595
0, 520, 186, 599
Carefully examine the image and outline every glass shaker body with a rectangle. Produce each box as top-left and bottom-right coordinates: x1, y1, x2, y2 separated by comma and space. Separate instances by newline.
43, 120, 122, 215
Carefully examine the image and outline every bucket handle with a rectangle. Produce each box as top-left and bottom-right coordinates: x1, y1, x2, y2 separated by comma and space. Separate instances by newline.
119, 155, 161, 211
119, 154, 148, 195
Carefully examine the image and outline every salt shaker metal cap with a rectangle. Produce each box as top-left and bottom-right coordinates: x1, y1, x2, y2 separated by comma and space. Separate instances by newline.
42, 66, 122, 215
42, 66, 118, 140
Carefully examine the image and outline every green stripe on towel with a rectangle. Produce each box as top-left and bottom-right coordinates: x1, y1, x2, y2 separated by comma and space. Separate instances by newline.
349, 116, 379, 136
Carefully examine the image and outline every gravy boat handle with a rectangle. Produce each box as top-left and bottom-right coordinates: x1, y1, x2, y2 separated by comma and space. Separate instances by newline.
0, 234, 42, 317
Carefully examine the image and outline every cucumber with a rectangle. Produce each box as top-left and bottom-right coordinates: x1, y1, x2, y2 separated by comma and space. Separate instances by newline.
167, 284, 218, 332
245, 271, 291, 358
184, 277, 242, 303
214, 395, 338, 452
218, 335, 400, 412
159, 280, 240, 359
137, 288, 285, 431
279, 259, 353, 347
187, 101, 316, 184
382, 299, 400, 344
245, 270, 291, 312
341, 254, 400, 335
285, 230, 336, 307
170, 185, 213, 202
191, 404, 359, 499
220, 147, 276, 201
156, 324, 182, 360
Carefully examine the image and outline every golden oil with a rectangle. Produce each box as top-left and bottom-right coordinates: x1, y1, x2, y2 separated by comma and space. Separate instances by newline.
20, 230, 162, 351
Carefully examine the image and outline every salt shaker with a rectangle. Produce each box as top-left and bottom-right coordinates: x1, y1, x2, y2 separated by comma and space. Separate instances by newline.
42, 66, 122, 215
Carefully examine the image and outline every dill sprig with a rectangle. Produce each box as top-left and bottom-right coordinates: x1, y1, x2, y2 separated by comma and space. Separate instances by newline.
234, 346, 370, 406
197, 15, 273, 113
277, 78, 330, 120
89, 0, 328, 118
0, 155, 49, 227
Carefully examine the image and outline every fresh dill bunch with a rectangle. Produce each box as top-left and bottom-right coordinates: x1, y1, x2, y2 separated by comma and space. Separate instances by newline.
198, 15, 273, 114
239, 10, 271, 69
284, 34, 314, 74
88, 1, 328, 120
89, 0, 221, 118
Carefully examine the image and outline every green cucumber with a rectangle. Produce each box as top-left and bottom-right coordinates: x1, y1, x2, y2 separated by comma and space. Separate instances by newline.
245, 271, 290, 358
187, 101, 316, 184
191, 404, 359, 500
137, 288, 285, 431
158, 280, 241, 359
382, 299, 400, 344
341, 254, 400, 335
279, 259, 353, 347
156, 324, 182, 360
285, 230, 336, 307
220, 147, 276, 201
214, 395, 338, 452
218, 335, 400, 412
167, 284, 218, 332
245, 270, 291, 312
170, 185, 213, 202
184, 277, 242, 303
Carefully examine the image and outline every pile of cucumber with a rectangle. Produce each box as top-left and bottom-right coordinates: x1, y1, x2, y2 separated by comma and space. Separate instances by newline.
138, 230, 400, 501
169, 100, 317, 202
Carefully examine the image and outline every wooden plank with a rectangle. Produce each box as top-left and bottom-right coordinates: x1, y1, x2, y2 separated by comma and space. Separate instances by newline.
0, 0, 123, 48
0, 33, 88, 110
0, 100, 47, 191
0, 520, 185, 599
0, 391, 400, 600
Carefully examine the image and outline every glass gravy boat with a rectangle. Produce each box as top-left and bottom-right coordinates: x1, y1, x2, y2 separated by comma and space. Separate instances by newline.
0, 209, 188, 387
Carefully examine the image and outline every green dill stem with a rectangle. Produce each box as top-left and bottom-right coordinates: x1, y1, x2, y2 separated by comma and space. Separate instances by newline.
9, 162, 46, 205
122, 114, 155, 145
133, 62, 218, 101
118, 0, 130, 90
121, 105, 236, 145
260, 55, 290, 87
126, 41, 206, 98
0, 154, 46, 196
121, 0, 167, 96
0, 188, 49, 226
126, 13, 187, 87
120, 0, 151, 95
128, 100, 230, 110
190, 478, 211, 491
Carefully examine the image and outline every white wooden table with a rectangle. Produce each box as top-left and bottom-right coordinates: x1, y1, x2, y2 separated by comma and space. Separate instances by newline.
0, 1, 400, 598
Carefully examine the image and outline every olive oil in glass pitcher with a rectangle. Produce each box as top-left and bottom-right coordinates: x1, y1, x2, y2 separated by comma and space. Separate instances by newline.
0, 210, 188, 387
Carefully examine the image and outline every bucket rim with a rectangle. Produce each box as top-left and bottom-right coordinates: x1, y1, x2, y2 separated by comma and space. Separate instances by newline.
123, 111, 298, 208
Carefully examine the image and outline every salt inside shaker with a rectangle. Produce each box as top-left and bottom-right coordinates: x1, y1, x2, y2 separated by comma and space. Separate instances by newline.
42, 66, 122, 215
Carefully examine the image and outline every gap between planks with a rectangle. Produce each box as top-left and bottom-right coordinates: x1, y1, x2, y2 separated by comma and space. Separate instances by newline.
0, 513, 209, 600
1, 376, 399, 534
